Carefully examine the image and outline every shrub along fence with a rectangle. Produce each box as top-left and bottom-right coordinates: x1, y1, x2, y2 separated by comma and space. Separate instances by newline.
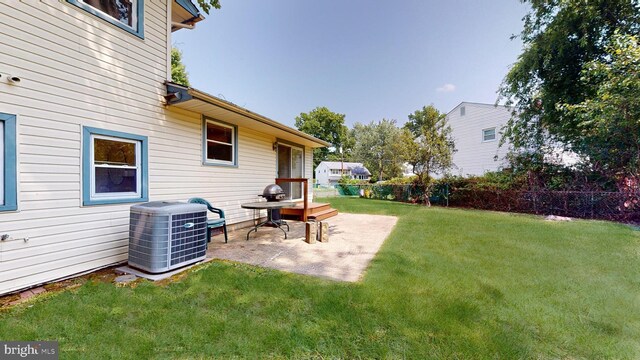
334, 183, 639, 222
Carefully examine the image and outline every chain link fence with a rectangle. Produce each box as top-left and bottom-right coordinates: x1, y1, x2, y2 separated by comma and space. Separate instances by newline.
321, 184, 639, 222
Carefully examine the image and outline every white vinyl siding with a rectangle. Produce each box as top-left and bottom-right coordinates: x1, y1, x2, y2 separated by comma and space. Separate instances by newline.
0, 0, 318, 295
446, 103, 510, 176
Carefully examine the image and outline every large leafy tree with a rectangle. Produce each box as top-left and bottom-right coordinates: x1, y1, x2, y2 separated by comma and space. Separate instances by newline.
499, 0, 640, 152
171, 47, 190, 86
559, 33, 640, 189
403, 106, 455, 184
352, 119, 405, 182
404, 104, 444, 138
295, 107, 351, 169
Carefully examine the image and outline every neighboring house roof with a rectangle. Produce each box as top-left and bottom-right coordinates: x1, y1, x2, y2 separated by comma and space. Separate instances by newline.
317, 161, 372, 176
445, 101, 513, 117
165, 82, 330, 148
351, 166, 371, 176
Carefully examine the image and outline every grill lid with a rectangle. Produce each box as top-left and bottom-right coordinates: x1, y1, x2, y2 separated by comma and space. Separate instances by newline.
262, 184, 286, 201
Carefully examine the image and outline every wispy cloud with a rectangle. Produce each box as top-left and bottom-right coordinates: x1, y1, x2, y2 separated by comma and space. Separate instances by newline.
436, 83, 456, 93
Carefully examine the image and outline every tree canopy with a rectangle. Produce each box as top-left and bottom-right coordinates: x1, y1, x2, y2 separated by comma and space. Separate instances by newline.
294, 107, 352, 169
195, 0, 221, 14
403, 106, 455, 183
170, 47, 190, 86
404, 104, 445, 138
559, 33, 640, 189
352, 119, 406, 182
499, 0, 640, 151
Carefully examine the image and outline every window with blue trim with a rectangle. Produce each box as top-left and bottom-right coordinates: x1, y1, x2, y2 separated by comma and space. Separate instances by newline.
83, 127, 148, 205
203, 118, 238, 167
67, 0, 144, 38
0, 113, 17, 212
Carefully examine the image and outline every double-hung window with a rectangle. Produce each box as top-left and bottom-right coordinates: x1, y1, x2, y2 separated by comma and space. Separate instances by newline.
83, 127, 148, 205
482, 127, 496, 142
67, 0, 144, 38
203, 118, 237, 166
0, 113, 17, 212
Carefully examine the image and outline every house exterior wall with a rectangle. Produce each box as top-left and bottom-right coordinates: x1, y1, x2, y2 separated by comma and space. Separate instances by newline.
0, 1, 315, 295
304, 146, 314, 201
446, 102, 511, 176
314, 162, 371, 186
315, 163, 330, 186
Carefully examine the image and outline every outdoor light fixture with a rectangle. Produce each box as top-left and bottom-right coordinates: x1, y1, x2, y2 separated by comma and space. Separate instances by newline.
273, 142, 278, 151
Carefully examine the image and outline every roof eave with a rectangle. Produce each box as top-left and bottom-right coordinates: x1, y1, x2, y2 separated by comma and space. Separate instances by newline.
165, 82, 330, 148
175, 0, 201, 18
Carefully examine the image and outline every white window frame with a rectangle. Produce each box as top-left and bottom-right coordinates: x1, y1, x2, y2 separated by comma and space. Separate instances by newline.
90, 134, 142, 201
204, 119, 236, 166
482, 127, 497, 142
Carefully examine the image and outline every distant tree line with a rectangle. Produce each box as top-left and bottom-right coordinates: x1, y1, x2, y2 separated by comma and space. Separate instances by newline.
295, 105, 456, 186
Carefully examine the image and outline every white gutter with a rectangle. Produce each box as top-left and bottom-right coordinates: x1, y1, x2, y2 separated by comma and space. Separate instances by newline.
171, 21, 195, 29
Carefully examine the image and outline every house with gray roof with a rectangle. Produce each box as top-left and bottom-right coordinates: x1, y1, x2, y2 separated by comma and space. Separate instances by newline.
315, 161, 372, 186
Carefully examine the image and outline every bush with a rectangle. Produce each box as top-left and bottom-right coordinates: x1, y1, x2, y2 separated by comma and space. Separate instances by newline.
380, 176, 417, 185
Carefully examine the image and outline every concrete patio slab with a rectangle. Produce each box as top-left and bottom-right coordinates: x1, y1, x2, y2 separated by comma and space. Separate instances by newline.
206, 213, 398, 282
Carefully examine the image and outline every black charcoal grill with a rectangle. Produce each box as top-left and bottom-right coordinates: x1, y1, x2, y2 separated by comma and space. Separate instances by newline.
257, 184, 287, 225
261, 184, 287, 202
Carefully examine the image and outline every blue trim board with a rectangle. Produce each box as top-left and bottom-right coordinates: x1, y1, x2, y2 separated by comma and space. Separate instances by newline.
82, 126, 149, 206
202, 117, 239, 168
175, 0, 201, 18
0, 113, 17, 212
165, 83, 193, 104
66, 0, 145, 39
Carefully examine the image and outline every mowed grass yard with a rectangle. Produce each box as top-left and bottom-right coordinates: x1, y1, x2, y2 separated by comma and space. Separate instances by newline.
1, 198, 639, 359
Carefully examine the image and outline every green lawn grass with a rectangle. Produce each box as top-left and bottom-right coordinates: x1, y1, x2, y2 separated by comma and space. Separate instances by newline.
2, 198, 639, 359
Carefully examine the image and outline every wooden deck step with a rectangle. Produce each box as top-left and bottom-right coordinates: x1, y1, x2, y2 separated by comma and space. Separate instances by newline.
280, 202, 338, 221
307, 208, 339, 221
280, 202, 331, 215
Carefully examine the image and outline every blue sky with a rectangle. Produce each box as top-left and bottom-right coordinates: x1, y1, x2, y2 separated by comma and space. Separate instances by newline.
173, 0, 529, 127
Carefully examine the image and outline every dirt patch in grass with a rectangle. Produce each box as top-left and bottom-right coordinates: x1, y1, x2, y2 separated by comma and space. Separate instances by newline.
0, 267, 121, 310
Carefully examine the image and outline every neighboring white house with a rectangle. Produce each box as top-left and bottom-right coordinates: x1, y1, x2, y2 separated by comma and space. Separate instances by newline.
0, 0, 328, 295
445, 102, 512, 176
315, 161, 371, 185
445, 102, 580, 176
